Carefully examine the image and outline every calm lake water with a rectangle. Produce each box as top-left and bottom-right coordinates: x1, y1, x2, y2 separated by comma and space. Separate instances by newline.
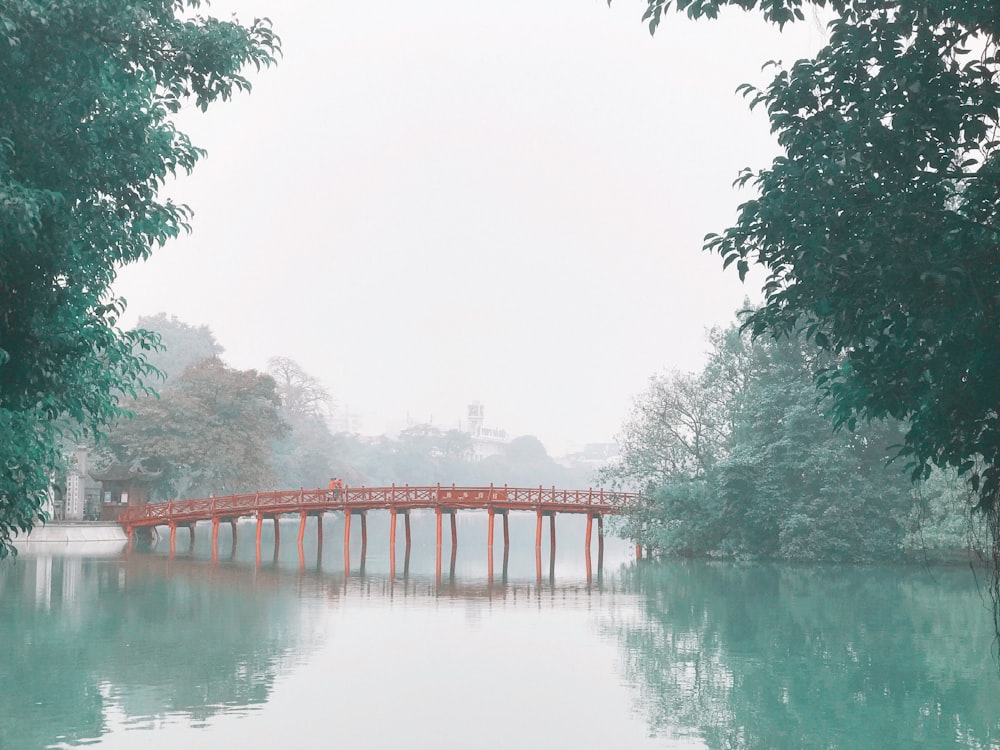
3, 512, 999, 749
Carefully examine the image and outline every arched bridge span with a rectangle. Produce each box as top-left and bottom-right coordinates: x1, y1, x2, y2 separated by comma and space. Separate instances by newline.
117, 485, 637, 571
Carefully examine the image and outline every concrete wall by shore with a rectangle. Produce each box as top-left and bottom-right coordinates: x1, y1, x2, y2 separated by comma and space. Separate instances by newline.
14, 522, 128, 545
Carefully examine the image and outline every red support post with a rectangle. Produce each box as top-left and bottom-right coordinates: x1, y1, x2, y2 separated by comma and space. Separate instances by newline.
343, 509, 352, 574
297, 510, 307, 547
487, 509, 495, 548
435, 507, 442, 584
585, 513, 593, 554
535, 508, 543, 549
389, 508, 397, 578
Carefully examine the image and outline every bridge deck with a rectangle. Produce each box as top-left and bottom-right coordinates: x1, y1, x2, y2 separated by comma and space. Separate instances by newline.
118, 485, 631, 529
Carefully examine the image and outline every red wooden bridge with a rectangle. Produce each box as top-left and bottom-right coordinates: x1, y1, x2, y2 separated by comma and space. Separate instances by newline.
118, 484, 636, 578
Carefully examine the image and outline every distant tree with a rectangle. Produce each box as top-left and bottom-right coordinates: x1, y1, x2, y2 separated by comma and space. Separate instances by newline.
611, 319, 919, 560
604, 371, 724, 495
0, 2, 278, 554
266, 357, 337, 489
102, 358, 286, 499
267, 357, 333, 421
137, 314, 223, 382
714, 331, 913, 560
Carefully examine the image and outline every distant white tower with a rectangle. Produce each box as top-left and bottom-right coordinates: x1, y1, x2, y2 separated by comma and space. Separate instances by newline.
467, 402, 485, 437
64, 446, 87, 521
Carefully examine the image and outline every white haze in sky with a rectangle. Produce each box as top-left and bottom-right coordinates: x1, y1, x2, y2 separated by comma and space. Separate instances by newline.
114, 0, 824, 455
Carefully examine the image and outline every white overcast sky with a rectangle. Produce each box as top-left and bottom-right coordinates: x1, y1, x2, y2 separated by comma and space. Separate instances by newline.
114, 0, 824, 455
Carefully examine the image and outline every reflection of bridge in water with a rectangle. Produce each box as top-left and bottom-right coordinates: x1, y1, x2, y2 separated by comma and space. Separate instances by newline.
118, 485, 636, 583
124, 551, 625, 602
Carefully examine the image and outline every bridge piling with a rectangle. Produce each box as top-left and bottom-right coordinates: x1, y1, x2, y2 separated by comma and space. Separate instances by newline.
389, 508, 397, 578
273, 517, 280, 549
343, 509, 352, 573
435, 508, 442, 585
297, 510, 307, 548
169, 523, 177, 556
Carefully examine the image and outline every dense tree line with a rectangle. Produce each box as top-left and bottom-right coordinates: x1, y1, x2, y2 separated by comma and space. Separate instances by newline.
603, 317, 979, 562
97, 316, 595, 501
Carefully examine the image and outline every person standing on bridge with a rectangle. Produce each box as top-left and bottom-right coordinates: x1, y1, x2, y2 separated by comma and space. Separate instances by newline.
328, 477, 343, 500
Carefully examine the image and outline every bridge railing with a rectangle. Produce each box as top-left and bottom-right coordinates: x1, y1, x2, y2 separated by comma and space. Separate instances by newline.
118, 485, 633, 526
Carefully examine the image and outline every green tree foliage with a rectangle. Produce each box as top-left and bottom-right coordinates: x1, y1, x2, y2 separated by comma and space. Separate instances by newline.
137, 313, 223, 382
0, 2, 278, 554
102, 358, 286, 499
635, 0, 1000, 600
715, 329, 914, 560
267, 357, 338, 490
607, 320, 962, 560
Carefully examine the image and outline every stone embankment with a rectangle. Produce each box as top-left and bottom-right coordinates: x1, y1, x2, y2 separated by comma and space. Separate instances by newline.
14, 522, 129, 553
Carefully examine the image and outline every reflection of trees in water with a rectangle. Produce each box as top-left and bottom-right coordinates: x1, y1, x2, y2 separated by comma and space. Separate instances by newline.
0, 554, 312, 748
611, 563, 1000, 749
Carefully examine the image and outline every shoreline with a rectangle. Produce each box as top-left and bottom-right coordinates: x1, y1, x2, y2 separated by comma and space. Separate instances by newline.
13, 521, 128, 552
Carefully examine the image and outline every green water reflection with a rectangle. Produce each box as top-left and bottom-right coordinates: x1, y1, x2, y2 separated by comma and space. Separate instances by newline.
615, 562, 1000, 749
0, 554, 312, 748
2, 532, 998, 749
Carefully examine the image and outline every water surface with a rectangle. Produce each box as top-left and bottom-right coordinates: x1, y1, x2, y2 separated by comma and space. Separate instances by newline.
3, 512, 998, 749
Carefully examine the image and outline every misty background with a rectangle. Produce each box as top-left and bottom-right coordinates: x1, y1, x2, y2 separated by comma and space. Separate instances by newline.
113, 0, 823, 455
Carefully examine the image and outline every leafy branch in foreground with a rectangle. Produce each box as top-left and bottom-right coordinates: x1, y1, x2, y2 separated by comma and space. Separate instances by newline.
0, 1, 279, 555
629, 0, 1000, 621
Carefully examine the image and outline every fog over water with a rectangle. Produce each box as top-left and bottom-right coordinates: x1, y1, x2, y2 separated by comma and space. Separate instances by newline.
113, 0, 824, 454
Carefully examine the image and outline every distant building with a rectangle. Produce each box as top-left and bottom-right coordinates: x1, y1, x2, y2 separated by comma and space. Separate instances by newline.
89, 462, 159, 522
559, 442, 620, 473
464, 402, 508, 461
54, 447, 103, 521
